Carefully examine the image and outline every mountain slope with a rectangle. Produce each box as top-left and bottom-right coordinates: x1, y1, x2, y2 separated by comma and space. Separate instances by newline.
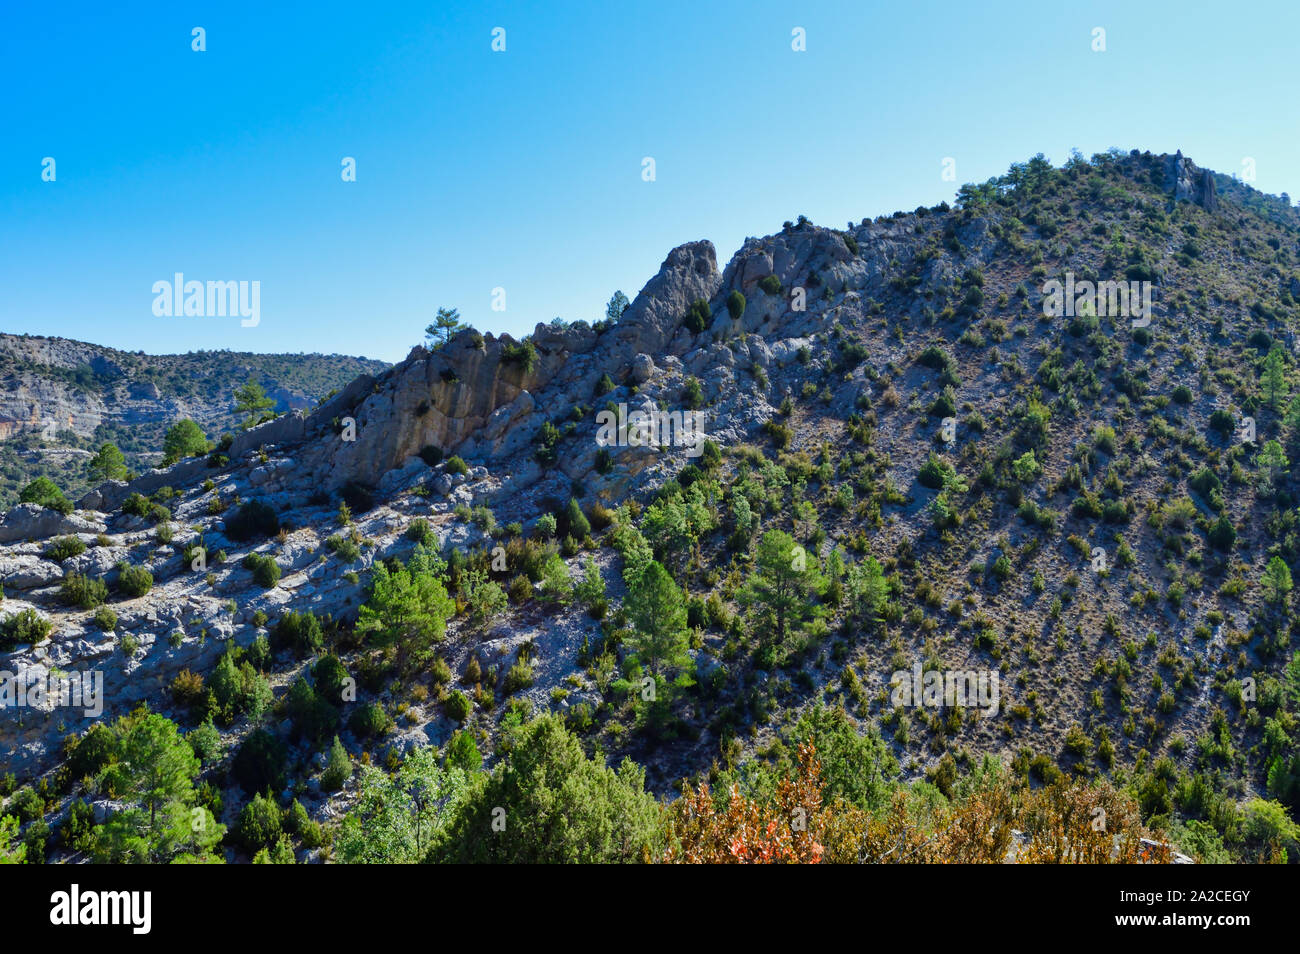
4, 148, 1300, 864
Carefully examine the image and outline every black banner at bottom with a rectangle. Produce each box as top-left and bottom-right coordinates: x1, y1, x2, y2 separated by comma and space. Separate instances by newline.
0, 862, 1285, 942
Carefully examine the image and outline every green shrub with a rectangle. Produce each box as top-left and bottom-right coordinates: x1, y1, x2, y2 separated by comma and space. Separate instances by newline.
683, 298, 711, 334
726, 290, 746, 320
65, 723, 119, 780
504, 658, 535, 694
758, 275, 782, 295
326, 535, 360, 562
321, 736, 351, 792
563, 498, 590, 539
8, 786, 45, 824
429, 714, 661, 863
501, 339, 538, 373
445, 455, 469, 476
1208, 515, 1237, 551
928, 389, 956, 418
93, 606, 118, 632
45, 536, 86, 561
349, 702, 392, 737
161, 418, 210, 465
116, 563, 154, 598
682, 377, 703, 409
445, 729, 482, 772
224, 500, 280, 542
762, 419, 793, 449
273, 610, 324, 655
285, 799, 325, 848
310, 655, 350, 705
285, 677, 339, 743
60, 573, 108, 609
243, 553, 282, 589
236, 792, 283, 853
534, 422, 560, 466
19, 477, 72, 514
540, 553, 573, 604
232, 729, 288, 793
0, 609, 52, 650
405, 518, 433, 545
445, 690, 472, 723
918, 453, 954, 490
1209, 409, 1236, 436
917, 345, 954, 372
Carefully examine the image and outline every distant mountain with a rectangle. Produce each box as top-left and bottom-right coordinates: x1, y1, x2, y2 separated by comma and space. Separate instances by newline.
0, 335, 390, 507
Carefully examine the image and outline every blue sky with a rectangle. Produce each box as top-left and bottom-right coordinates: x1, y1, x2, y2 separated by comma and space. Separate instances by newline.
2, 0, 1297, 363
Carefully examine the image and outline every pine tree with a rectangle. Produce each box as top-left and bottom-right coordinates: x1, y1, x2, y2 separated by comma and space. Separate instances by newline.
848, 554, 889, 622
234, 377, 276, 430
1262, 555, 1293, 606
1263, 346, 1289, 411
96, 713, 224, 862
161, 419, 209, 465
741, 529, 820, 644
626, 560, 691, 679
1255, 439, 1290, 493
322, 735, 352, 792
88, 442, 128, 481
605, 290, 630, 323
425, 306, 466, 348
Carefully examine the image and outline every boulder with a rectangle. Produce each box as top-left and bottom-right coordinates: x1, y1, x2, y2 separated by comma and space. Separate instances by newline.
0, 555, 64, 589
631, 353, 656, 384
0, 504, 104, 544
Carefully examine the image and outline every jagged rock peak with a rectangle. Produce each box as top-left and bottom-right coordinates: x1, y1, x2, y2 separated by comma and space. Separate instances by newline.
1167, 150, 1218, 212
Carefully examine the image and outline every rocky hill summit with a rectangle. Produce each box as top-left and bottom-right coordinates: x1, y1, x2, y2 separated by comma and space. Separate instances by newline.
4, 148, 1300, 864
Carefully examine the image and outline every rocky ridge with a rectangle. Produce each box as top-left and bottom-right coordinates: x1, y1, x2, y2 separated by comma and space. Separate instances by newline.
3, 149, 1297, 825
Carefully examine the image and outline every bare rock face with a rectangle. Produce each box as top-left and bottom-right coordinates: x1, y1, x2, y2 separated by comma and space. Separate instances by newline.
0, 554, 65, 589
0, 504, 105, 544
611, 240, 722, 359
250, 242, 722, 493
1167, 150, 1218, 212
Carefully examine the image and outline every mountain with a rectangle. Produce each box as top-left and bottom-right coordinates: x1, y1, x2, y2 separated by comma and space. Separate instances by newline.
0, 335, 390, 509
3, 148, 1300, 864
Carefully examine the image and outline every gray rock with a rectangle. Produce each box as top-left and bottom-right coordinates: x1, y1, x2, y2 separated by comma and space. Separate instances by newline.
0, 555, 64, 589
0, 504, 104, 544
631, 353, 656, 383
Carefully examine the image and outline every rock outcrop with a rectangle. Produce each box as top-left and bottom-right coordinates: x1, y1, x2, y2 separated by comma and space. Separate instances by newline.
1167, 150, 1218, 212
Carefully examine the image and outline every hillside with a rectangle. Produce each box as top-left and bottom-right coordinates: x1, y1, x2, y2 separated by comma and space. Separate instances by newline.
3, 148, 1300, 864
0, 336, 390, 508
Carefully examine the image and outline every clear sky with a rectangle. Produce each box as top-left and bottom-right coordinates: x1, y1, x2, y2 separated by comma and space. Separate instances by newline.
3, 1, 1297, 363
